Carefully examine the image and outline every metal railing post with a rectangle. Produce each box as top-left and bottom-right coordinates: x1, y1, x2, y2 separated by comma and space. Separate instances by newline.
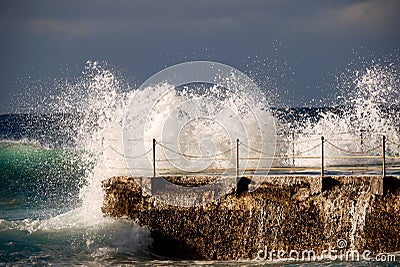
321, 136, 325, 177
153, 138, 156, 178
382, 135, 386, 177
360, 129, 364, 153
292, 131, 295, 166
236, 138, 239, 178
101, 137, 104, 157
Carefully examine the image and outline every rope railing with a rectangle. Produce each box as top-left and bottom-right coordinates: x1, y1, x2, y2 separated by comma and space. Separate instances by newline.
387, 138, 400, 147
240, 142, 270, 156
108, 145, 153, 159
282, 130, 389, 136
106, 140, 393, 161
157, 142, 234, 159
294, 143, 322, 156
101, 132, 399, 177
386, 156, 400, 159
324, 155, 382, 159
325, 140, 381, 155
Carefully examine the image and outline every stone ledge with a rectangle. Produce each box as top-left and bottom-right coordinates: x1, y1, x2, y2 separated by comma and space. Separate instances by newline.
102, 175, 400, 260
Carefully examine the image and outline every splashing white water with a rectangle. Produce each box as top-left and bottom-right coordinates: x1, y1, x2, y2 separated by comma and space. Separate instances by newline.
17, 59, 276, 251
285, 63, 400, 168
10, 61, 153, 256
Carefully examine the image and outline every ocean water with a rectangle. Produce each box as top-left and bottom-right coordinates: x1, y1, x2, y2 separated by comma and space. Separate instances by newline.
0, 60, 399, 265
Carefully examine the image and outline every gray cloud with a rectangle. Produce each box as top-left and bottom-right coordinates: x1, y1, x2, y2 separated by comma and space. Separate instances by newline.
300, 0, 400, 35
0, 0, 399, 113
23, 19, 104, 38
4, 0, 400, 39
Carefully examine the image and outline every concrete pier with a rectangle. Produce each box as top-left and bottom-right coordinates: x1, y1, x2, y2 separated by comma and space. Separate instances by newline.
102, 175, 400, 260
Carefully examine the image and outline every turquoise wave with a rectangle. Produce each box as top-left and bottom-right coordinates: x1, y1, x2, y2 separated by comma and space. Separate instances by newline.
0, 141, 92, 220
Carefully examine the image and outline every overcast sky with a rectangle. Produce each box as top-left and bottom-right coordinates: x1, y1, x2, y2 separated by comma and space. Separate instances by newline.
0, 0, 399, 113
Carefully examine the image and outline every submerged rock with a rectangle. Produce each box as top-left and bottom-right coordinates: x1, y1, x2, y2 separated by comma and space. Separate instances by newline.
102, 175, 400, 260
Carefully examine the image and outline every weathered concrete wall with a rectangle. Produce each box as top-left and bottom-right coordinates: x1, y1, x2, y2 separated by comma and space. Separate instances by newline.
102, 175, 400, 260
